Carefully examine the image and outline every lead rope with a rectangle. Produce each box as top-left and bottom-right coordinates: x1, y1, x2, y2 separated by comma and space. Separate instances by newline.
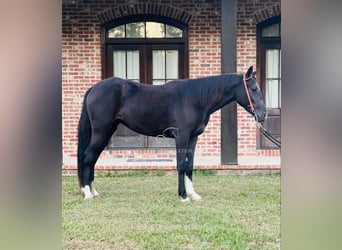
256, 122, 281, 148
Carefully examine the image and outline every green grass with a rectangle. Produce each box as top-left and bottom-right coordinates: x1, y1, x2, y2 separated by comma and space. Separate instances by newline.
62, 172, 280, 249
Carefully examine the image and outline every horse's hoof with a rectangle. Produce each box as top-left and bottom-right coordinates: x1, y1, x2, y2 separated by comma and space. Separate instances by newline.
81, 185, 93, 200
84, 194, 94, 200
180, 197, 190, 203
92, 188, 100, 197
192, 196, 202, 201
91, 182, 99, 197
189, 193, 202, 201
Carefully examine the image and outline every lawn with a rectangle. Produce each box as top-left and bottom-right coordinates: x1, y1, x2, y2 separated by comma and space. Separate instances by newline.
62, 171, 280, 249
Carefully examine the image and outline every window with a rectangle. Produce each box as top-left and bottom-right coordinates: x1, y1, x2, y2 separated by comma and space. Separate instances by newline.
108, 22, 182, 38
102, 16, 188, 149
261, 23, 280, 37
257, 16, 281, 149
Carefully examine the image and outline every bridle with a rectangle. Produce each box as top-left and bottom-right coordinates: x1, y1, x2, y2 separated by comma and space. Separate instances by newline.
242, 74, 256, 117
242, 74, 281, 148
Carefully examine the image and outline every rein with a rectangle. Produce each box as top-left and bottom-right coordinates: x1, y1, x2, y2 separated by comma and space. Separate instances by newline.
242, 74, 281, 148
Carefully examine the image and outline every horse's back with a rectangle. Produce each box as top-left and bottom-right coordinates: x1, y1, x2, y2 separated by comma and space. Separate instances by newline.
89, 78, 185, 135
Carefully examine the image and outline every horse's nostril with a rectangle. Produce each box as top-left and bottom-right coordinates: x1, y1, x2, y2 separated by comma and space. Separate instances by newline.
257, 113, 267, 123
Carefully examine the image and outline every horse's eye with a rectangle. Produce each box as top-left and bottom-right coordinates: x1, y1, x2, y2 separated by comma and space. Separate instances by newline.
248, 83, 258, 91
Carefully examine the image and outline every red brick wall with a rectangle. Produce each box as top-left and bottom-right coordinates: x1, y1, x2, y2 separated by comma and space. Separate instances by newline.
236, 1, 281, 157
62, 0, 280, 169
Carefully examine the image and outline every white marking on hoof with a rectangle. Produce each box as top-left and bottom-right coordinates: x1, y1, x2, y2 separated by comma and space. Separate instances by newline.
92, 187, 99, 197
91, 182, 99, 197
184, 175, 202, 201
81, 185, 93, 200
190, 192, 202, 201
180, 197, 190, 202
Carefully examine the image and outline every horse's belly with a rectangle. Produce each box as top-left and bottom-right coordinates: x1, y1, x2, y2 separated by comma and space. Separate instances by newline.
119, 111, 170, 137
120, 121, 165, 137
119, 93, 178, 136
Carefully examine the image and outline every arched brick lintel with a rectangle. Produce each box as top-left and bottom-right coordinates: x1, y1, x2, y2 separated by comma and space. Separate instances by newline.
97, 3, 192, 25
253, 3, 281, 24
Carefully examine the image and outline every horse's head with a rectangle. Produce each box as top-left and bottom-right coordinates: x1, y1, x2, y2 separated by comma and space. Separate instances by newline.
236, 66, 267, 122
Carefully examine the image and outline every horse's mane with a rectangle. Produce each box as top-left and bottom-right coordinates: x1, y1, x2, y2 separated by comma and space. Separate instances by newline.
182, 74, 240, 106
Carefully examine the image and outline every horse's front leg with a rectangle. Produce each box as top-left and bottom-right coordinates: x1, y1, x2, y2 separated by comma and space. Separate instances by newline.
184, 136, 202, 201
176, 137, 190, 202
177, 153, 189, 202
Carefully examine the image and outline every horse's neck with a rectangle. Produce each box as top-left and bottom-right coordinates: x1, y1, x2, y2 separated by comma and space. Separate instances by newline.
190, 74, 238, 114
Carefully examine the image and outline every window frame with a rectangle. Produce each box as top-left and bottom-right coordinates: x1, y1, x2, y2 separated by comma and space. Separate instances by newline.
101, 14, 189, 81
257, 16, 281, 100
257, 15, 281, 149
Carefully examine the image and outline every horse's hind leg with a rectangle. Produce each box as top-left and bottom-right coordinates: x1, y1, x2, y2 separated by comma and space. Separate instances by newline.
82, 135, 110, 199
81, 121, 117, 199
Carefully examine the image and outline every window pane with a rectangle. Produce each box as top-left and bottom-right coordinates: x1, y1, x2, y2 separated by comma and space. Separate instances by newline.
146, 22, 165, 38
262, 23, 280, 37
166, 25, 182, 38
108, 25, 125, 38
127, 50, 139, 80
266, 80, 279, 108
166, 50, 178, 79
153, 50, 165, 79
126, 22, 145, 38
113, 51, 126, 78
266, 49, 279, 78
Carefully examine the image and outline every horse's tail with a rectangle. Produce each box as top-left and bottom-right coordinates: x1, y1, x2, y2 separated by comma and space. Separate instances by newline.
77, 87, 93, 188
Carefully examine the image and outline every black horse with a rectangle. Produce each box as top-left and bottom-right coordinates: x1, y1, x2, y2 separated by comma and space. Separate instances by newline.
77, 66, 266, 201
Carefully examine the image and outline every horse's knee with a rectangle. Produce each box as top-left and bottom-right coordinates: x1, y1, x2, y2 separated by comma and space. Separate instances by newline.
177, 158, 188, 172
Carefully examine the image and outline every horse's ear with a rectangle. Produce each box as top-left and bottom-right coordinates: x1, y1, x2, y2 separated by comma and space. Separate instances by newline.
246, 66, 253, 78
252, 71, 257, 77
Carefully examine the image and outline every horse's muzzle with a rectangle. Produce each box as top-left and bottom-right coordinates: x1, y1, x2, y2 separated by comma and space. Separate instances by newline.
255, 112, 267, 123
258, 117, 266, 123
